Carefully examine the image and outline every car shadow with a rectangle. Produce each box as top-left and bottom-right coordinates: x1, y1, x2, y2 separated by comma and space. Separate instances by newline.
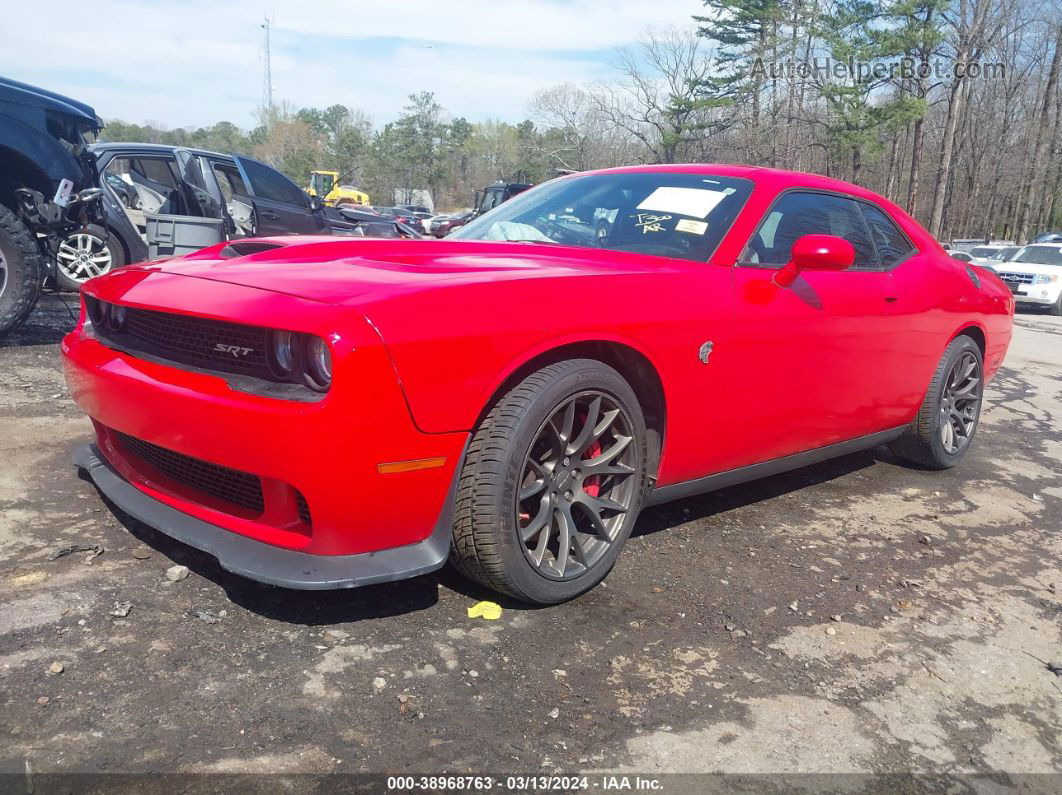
633, 447, 884, 537
86, 480, 442, 625
81, 445, 892, 623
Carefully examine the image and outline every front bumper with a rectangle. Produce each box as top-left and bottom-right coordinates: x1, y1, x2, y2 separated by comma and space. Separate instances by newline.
62, 271, 468, 578
75, 444, 453, 589
1008, 282, 1061, 305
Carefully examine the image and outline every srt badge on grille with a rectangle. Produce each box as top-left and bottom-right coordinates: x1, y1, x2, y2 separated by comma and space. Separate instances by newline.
214, 344, 254, 357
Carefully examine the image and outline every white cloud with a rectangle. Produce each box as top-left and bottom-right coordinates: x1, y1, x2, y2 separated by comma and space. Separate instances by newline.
0, 0, 704, 128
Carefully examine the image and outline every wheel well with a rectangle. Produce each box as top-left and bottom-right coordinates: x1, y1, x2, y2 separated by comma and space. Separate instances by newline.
0, 145, 52, 212
955, 325, 986, 357
483, 342, 667, 483
106, 224, 131, 264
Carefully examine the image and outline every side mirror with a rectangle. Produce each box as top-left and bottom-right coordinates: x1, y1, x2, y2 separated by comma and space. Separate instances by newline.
309, 194, 325, 212
773, 234, 855, 288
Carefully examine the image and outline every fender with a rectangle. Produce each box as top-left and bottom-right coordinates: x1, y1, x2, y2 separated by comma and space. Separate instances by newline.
470, 330, 668, 425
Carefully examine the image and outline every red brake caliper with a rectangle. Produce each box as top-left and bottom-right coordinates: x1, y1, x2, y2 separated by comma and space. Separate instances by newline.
582, 438, 602, 498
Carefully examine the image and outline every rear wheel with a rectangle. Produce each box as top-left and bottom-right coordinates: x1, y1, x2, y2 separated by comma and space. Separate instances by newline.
890, 335, 984, 469
450, 359, 648, 604
0, 203, 44, 335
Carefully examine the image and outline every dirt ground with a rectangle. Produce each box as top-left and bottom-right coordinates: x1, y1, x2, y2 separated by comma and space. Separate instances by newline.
1, 295, 1060, 788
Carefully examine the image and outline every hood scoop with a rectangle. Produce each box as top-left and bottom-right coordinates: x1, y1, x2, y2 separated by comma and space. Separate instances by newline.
218, 240, 287, 259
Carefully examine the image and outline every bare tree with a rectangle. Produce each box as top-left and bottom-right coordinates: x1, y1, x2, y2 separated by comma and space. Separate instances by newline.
589, 28, 728, 164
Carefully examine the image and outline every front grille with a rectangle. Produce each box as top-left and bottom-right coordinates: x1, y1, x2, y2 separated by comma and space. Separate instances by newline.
115, 431, 265, 514
116, 308, 274, 378
995, 272, 1033, 284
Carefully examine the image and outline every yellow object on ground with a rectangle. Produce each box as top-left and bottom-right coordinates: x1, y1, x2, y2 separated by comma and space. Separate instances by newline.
467, 601, 503, 620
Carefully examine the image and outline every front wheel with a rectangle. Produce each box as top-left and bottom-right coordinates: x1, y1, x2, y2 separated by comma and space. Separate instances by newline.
0, 203, 44, 335
890, 335, 984, 469
450, 359, 648, 604
55, 225, 124, 292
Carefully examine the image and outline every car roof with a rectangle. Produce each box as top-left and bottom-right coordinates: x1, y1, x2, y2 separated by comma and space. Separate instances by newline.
90, 141, 232, 160
578, 163, 899, 201
1021, 243, 1062, 249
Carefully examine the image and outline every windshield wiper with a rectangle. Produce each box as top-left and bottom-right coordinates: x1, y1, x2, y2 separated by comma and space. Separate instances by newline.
506, 238, 563, 245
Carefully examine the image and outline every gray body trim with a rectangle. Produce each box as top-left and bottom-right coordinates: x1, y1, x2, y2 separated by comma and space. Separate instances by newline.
646, 426, 906, 506
74, 444, 454, 590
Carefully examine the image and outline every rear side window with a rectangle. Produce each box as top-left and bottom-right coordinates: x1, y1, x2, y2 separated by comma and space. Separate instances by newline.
238, 158, 308, 207
861, 204, 916, 268
742, 191, 876, 269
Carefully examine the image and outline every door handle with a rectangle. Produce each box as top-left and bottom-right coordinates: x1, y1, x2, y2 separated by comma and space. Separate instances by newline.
884, 295, 898, 303
261, 211, 279, 221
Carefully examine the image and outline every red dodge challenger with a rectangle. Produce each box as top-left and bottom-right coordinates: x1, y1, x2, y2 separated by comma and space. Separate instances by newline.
62, 165, 1014, 604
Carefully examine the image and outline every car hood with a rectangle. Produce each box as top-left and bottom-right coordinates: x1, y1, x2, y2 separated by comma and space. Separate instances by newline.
152, 237, 673, 304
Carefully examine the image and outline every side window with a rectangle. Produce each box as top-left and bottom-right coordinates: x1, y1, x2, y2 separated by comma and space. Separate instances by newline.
211, 162, 250, 201
860, 203, 915, 268
238, 158, 308, 207
106, 156, 181, 217
743, 191, 876, 270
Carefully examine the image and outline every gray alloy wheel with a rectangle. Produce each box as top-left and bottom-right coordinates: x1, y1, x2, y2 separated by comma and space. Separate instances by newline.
516, 390, 638, 581
55, 225, 123, 292
450, 359, 648, 604
937, 350, 982, 455
890, 335, 984, 469
56, 230, 113, 286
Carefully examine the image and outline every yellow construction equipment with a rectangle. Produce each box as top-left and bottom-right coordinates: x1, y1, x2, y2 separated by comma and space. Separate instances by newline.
306, 170, 369, 207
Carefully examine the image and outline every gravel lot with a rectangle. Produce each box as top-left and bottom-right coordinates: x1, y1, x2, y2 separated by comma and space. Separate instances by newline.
1, 296, 1060, 786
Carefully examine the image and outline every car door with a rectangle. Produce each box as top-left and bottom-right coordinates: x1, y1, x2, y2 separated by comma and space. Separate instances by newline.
727, 190, 910, 467
232, 156, 328, 237
208, 158, 256, 237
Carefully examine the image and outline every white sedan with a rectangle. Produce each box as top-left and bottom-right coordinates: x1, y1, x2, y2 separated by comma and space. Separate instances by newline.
968, 244, 1021, 267
991, 243, 1062, 315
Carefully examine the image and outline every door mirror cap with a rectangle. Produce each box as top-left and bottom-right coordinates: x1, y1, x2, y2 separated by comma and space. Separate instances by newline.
774, 234, 855, 288
309, 193, 325, 212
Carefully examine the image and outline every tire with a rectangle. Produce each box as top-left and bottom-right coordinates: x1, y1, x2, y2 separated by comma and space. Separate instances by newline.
54, 225, 124, 292
1050, 291, 1062, 317
450, 359, 649, 604
889, 335, 984, 469
0, 202, 44, 335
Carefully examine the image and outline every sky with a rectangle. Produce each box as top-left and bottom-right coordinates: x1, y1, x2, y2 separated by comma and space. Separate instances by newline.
1, 0, 705, 131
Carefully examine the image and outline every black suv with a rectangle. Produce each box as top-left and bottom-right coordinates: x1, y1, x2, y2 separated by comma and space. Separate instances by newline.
0, 77, 117, 333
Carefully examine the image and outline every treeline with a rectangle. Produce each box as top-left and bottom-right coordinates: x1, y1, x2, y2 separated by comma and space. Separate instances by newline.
103, 0, 1062, 239
101, 97, 582, 212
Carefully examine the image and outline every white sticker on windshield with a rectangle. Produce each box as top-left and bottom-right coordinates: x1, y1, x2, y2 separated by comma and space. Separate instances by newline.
637, 186, 727, 219
676, 219, 708, 235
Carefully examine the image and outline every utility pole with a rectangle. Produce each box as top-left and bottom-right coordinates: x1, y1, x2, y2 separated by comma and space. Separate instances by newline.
261, 14, 274, 113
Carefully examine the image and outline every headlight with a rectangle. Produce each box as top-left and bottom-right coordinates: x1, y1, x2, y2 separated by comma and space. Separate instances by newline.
268, 330, 298, 376
304, 336, 332, 391
108, 304, 126, 331
85, 295, 104, 325
1032, 274, 1058, 285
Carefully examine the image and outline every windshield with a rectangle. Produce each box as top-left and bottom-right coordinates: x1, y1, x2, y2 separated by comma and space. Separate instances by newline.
969, 246, 1000, 257
1010, 246, 1062, 266
451, 172, 753, 262
996, 247, 1020, 261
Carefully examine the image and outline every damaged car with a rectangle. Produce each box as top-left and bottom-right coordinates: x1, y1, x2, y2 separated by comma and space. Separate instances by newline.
80, 143, 403, 291
0, 77, 112, 332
